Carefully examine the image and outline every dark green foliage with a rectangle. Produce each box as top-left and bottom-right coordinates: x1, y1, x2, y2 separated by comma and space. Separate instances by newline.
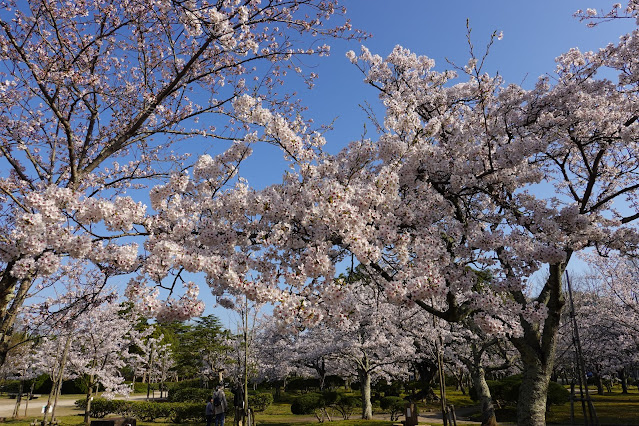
130, 382, 150, 393
546, 381, 570, 406
329, 393, 361, 420
61, 376, 90, 394
470, 375, 569, 408
380, 396, 406, 421
75, 398, 130, 419
167, 379, 202, 391
168, 402, 204, 423
155, 316, 230, 380
0, 380, 21, 392
324, 375, 345, 389
290, 393, 325, 414
287, 377, 321, 392
373, 380, 401, 397
248, 392, 273, 412
168, 387, 211, 402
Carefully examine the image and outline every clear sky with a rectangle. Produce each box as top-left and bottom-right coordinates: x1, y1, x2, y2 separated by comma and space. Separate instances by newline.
205, 1, 638, 326
237, 0, 635, 185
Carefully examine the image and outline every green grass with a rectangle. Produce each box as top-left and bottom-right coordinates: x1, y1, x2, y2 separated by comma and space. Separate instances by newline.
6, 386, 637, 426
546, 387, 639, 425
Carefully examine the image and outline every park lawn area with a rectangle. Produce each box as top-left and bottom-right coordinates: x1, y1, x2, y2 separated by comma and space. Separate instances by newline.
0, 416, 393, 426
546, 387, 639, 425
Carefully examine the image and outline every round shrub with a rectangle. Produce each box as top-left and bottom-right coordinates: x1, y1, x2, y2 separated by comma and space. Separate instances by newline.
380, 396, 406, 421
331, 393, 361, 420
291, 393, 324, 415
547, 381, 570, 406
249, 392, 273, 412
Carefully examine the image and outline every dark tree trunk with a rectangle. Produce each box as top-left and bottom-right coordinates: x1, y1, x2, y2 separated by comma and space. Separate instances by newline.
0, 270, 31, 368
595, 374, 604, 396
620, 368, 628, 394
414, 357, 438, 400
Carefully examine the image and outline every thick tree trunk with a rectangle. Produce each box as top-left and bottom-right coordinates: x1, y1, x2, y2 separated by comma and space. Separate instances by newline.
620, 369, 628, 394
0, 270, 32, 368
358, 367, 373, 420
595, 374, 604, 396
512, 262, 566, 426
471, 367, 497, 426
517, 359, 552, 426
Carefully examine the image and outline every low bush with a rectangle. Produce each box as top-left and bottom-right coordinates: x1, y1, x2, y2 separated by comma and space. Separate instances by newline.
166, 379, 201, 392
249, 392, 273, 412
168, 402, 203, 423
330, 393, 360, 420
380, 396, 405, 421
290, 393, 324, 415
75, 398, 203, 422
169, 387, 211, 403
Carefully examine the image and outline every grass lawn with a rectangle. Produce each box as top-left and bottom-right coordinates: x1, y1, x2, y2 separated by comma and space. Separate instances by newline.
3, 386, 637, 426
546, 387, 639, 425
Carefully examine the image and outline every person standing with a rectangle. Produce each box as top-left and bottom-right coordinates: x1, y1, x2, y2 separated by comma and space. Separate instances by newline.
205, 396, 214, 426
213, 384, 228, 426
232, 383, 245, 426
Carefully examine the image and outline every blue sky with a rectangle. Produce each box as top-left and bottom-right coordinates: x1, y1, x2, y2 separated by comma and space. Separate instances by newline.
207, 1, 638, 326
237, 0, 636, 186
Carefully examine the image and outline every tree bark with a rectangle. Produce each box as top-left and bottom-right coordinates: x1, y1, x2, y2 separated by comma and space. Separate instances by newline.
516, 359, 552, 426
471, 367, 497, 426
24, 381, 34, 417
12, 380, 23, 418
595, 374, 604, 396
620, 369, 628, 394
358, 367, 373, 420
45, 335, 72, 424
0, 271, 32, 367
84, 374, 95, 424
511, 262, 565, 426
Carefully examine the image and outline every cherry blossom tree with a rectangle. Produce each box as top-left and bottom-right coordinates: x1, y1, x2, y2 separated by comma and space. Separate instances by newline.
0, 0, 356, 366
142, 3, 639, 425
64, 301, 138, 423
555, 268, 639, 396
31, 331, 79, 424
130, 330, 173, 401
1, 339, 39, 418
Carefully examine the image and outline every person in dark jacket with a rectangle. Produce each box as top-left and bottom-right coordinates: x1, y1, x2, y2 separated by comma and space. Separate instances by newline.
213, 384, 228, 426
232, 384, 245, 426
205, 396, 214, 426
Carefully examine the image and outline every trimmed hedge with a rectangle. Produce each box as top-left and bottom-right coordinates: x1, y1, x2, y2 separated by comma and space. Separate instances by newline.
75, 398, 204, 423
168, 387, 211, 403
290, 393, 324, 415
